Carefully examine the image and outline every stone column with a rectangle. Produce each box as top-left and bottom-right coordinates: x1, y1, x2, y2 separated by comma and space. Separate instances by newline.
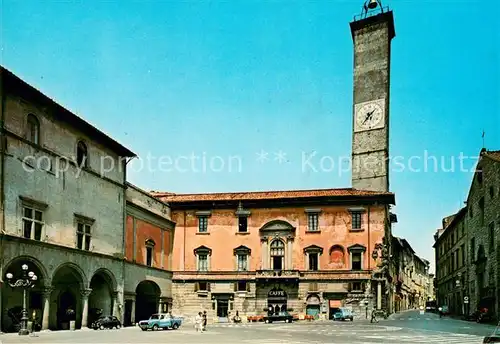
81, 289, 92, 328
261, 237, 268, 269
377, 282, 382, 310
131, 299, 136, 325
42, 287, 53, 330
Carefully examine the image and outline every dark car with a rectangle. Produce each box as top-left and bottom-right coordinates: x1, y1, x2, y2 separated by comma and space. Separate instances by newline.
263, 311, 294, 323
92, 316, 121, 330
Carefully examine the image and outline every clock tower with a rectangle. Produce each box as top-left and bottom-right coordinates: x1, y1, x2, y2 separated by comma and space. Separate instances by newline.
350, 1, 395, 192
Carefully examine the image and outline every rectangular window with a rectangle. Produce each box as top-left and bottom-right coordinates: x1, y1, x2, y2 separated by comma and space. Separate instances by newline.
489, 222, 495, 252
352, 282, 363, 292
198, 282, 208, 291
238, 216, 248, 233
22, 206, 44, 241
198, 254, 208, 271
308, 213, 319, 231
146, 246, 153, 266
351, 212, 362, 230
351, 252, 362, 270
76, 222, 92, 251
308, 253, 319, 271
237, 254, 248, 271
461, 244, 465, 266
198, 216, 208, 233
237, 281, 247, 292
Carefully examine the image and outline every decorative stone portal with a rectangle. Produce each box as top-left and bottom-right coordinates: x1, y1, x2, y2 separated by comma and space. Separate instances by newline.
1, 257, 47, 333
267, 288, 287, 315
50, 264, 86, 330
135, 281, 160, 322
88, 269, 116, 327
305, 294, 321, 318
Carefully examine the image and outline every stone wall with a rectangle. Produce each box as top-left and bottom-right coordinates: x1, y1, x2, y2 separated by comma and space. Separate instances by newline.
3, 91, 126, 256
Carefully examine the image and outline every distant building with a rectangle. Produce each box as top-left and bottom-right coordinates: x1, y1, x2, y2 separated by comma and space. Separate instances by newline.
392, 237, 433, 312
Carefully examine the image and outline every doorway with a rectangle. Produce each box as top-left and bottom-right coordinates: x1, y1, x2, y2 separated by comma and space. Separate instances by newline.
216, 299, 228, 318
58, 290, 76, 330
124, 300, 133, 326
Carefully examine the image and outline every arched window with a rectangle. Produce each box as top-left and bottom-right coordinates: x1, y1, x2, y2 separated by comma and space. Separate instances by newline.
329, 245, 345, 268
76, 141, 88, 167
145, 239, 155, 267
27, 114, 40, 145
270, 239, 285, 270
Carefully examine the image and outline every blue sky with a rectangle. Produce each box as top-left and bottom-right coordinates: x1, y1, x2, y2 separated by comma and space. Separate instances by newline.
2, 0, 499, 269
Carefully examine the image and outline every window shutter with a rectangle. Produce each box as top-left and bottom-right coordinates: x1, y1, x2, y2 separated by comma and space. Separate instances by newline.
194, 282, 199, 292
347, 283, 352, 292
234, 282, 238, 292
246, 282, 251, 292
207, 282, 211, 291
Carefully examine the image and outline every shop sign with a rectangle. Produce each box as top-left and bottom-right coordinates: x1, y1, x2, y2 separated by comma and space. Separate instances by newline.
268, 289, 286, 297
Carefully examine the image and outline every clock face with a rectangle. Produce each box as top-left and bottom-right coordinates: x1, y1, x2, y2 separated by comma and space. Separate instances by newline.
355, 100, 384, 131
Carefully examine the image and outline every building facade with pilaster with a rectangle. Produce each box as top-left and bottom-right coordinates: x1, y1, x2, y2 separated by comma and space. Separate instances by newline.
154, 190, 395, 322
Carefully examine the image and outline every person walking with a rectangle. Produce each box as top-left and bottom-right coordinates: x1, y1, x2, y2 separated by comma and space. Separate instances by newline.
195, 312, 202, 332
202, 311, 207, 331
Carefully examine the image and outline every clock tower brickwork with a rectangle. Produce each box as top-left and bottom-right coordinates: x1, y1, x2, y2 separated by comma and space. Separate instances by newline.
350, 11, 395, 192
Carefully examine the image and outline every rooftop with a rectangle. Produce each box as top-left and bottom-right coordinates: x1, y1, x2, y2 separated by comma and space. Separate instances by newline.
2, 66, 136, 157
152, 187, 395, 203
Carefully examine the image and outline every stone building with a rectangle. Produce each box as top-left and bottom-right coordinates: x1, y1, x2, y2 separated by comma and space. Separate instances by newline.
392, 237, 433, 312
151, 3, 399, 322
153, 190, 395, 321
0, 67, 174, 332
466, 149, 500, 317
433, 207, 468, 315
434, 149, 500, 319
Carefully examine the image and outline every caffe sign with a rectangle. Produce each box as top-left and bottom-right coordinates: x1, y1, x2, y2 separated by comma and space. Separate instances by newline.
268, 289, 286, 297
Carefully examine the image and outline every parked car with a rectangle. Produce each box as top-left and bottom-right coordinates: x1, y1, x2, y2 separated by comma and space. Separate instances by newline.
438, 305, 449, 316
332, 308, 353, 321
92, 316, 121, 330
138, 313, 182, 331
263, 311, 294, 323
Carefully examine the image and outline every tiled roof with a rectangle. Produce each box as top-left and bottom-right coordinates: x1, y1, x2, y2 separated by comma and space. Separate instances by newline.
151, 188, 394, 203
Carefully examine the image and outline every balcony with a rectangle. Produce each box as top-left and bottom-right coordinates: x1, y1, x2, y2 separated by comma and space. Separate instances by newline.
256, 270, 300, 281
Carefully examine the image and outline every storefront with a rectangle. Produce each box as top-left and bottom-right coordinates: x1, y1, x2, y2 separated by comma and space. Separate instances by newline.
267, 288, 287, 315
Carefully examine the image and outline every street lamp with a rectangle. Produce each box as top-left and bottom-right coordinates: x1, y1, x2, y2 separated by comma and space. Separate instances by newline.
5, 264, 38, 335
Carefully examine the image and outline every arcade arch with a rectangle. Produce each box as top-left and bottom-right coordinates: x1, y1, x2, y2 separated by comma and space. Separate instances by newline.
50, 264, 86, 330
135, 280, 161, 322
1, 256, 47, 332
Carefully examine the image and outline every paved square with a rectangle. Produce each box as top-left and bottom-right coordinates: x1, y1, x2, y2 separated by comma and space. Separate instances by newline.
0, 321, 486, 344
